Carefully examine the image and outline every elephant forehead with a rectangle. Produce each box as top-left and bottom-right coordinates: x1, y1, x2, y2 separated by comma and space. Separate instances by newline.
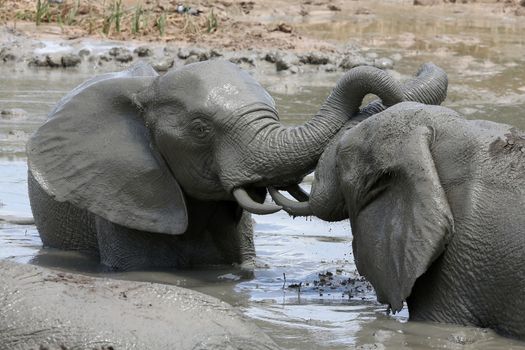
162, 60, 275, 113
204, 81, 274, 112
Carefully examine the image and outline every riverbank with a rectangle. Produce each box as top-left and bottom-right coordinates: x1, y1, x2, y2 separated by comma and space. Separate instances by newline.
1, 0, 524, 76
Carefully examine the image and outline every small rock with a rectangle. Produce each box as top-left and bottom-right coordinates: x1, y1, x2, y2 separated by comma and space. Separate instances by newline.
98, 54, 113, 62
229, 55, 255, 66
0, 47, 16, 62
189, 48, 210, 61
272, 23, 293, 34
78, 49, 91, 57
28, 55, 49, 67
373, 57, 394, 70
46, 53, 63, 68
184, 56, 201, 65
328, 4, 341, 11
275, 53, 300, 71
339, 54, 370, 70
264, 51, 278, 63
209, 49, 222, 58
289, 65, 299, 74
134, 46, 152, 57
108, 47, 131, 57
300, 51, 331, 65
62, 53, 81, 67
152, 57, 174, 71
177, 48, 191, 59
115, 53, 134, 63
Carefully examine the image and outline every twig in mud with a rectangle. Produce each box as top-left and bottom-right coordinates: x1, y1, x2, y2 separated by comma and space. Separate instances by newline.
282, 272, 286, 289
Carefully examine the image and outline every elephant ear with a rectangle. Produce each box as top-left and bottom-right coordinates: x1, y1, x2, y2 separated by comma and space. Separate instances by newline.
27, 63, 188, 235
342, 109, 454, 312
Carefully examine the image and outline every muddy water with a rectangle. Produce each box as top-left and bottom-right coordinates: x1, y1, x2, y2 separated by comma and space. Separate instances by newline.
1, 8, 525, 348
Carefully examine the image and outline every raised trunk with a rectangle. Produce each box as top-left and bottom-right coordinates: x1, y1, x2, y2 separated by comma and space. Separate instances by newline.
310, 63, 448, 221
224, 66, 404, 190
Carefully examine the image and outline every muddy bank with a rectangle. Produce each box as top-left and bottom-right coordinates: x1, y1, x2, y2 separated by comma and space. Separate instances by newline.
0, 27, 396, 77
0, 259, 278, 349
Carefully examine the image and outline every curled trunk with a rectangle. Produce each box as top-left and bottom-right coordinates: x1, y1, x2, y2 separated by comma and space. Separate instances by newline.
269, 63, 449, 220
221, 66, 405, 199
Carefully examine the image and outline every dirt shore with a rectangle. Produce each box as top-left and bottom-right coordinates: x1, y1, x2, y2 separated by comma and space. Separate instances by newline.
1, 0, 523, 78
1, 0, 524, 50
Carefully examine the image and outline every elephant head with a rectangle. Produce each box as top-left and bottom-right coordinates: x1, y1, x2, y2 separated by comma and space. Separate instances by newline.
27, 60, 407, 236
336, 103, 456, 313
269, 63, 449, 220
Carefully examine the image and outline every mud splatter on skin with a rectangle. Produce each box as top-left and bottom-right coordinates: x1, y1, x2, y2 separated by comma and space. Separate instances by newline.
489, 128, 525, 156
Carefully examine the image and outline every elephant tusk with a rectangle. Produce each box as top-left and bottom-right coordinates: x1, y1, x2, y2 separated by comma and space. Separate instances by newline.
283, 184, 310, 202
232, 187, 282, 215
268, 187, 313, 217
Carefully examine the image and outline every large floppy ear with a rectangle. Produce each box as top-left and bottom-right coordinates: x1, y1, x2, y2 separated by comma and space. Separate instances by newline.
27, 63, 188, 235
340, 109, 454, 312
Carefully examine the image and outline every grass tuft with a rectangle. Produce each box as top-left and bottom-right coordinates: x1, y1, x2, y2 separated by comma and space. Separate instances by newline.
207, 9, 218, 33
156, 12, 166, 36
35, 0, 50, 26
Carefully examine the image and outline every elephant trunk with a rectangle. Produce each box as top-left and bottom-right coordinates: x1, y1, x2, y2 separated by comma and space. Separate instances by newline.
229, 67, 404, 189
276, 63, 449, 220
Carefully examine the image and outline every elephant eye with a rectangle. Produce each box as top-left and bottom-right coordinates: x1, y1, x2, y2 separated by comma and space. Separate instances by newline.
190, 119, 211, 139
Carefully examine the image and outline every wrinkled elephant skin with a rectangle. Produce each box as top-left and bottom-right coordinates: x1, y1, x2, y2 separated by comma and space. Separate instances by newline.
312, 102, 525, 339
26, 60, 419, 270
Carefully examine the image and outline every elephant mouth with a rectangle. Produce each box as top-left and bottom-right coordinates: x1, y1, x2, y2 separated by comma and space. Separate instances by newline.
232, 184, 313, 216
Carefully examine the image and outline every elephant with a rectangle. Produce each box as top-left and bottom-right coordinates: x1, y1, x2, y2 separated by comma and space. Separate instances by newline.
26, 59, 446, 271
0, 259, 279, 349
275, 102, 525, 339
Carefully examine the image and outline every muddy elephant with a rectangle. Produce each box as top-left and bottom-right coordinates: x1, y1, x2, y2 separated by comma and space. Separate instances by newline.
0, 260, 278, 349
27, 60, 445, 270
277, 102, 525, 339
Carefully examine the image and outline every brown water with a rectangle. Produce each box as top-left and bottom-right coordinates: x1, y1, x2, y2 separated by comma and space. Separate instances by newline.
1, 5, 525, 348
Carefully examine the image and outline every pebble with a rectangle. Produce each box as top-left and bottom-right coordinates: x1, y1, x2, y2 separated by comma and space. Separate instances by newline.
275, 53, 300, 71
134, 46, 153, 57
0, 47, 16, 62
109, 47, 131, 57
62, 53, 81, 67
46, 53, 63, 68
115, 53, 134, 63
28, 55, 48, 67
152, 57, 174, 71
300, 51, 331, 65
78, 49, 91, 57
339, 54, 370, 70
177, 48, 191, 59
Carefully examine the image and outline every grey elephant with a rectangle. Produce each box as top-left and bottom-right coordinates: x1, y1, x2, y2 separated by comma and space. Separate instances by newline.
275, 102, 525, 339
27, 60, 445, 270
